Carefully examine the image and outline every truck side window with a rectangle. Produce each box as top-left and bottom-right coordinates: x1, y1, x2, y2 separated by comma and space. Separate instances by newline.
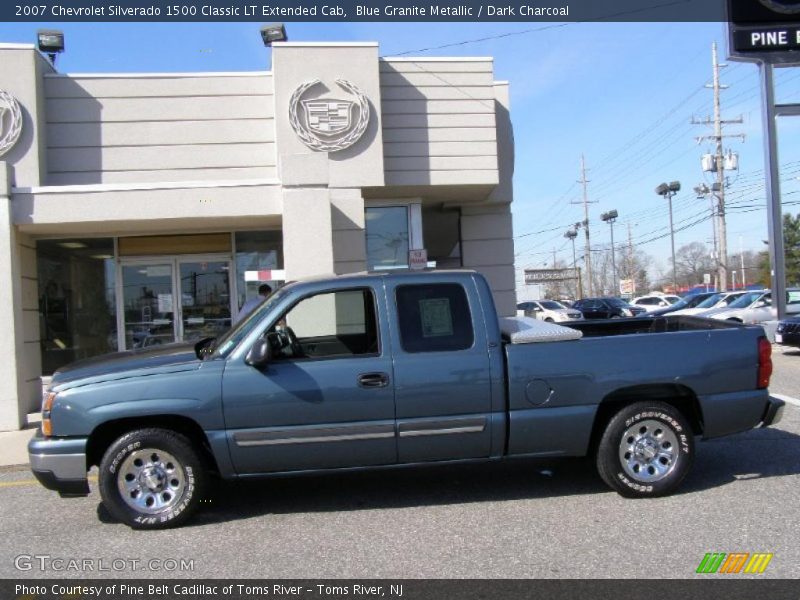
396, 284, 474, 353
268, 288, 379, 360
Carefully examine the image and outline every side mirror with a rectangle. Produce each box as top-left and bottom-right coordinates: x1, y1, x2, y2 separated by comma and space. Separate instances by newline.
245, 338, 272, 368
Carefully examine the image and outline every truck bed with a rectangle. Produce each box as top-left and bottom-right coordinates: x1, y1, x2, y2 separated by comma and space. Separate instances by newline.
564, 315, 742, 337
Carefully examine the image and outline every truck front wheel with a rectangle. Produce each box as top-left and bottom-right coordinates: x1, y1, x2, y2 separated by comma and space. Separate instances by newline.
596, 401, 694, 498
98, 428, 206, 529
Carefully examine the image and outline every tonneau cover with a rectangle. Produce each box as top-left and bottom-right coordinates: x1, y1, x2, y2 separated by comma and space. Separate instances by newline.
499, 316, 583, 343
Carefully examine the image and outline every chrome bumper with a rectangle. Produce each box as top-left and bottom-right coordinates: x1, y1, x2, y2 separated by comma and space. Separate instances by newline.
28, 431, 90, 497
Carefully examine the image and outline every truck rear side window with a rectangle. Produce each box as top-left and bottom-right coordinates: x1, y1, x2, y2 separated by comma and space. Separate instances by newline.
396, 284, 474, 353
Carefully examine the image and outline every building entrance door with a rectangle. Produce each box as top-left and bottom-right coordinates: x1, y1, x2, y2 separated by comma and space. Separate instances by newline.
119, 256, 232, 350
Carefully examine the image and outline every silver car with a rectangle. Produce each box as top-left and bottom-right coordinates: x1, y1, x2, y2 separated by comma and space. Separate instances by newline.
709, 288, 800, 324
517, 300, 584, 323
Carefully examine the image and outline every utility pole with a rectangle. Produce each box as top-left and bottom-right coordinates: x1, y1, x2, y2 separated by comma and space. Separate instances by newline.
739, 235, 746, 288
627, 222, 635, 296
573, 155, 596, 296
692, 41, 744, 292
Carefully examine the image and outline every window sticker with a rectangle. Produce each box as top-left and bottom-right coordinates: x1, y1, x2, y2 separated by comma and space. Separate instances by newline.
419, 298, 454, 337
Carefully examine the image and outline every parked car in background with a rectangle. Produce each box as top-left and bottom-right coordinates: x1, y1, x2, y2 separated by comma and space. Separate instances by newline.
775, 316, 800, 348
671, 291, 748, 316
572, 297, 647, 319
703, 290, 768, 322
709, 288, 800, 324
517, 300, 584, 323
631, 294, 682, 312
647, 292, 717, 317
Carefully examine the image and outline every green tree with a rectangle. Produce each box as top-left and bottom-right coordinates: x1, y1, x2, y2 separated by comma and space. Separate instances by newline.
758, 212, 800, 286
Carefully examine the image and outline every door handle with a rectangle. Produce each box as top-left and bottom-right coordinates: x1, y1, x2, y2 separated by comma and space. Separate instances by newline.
358, 372, 390, 388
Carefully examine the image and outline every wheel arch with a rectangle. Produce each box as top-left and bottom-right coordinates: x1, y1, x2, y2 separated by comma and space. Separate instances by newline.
86, 415, 219, 474
588, 384, 703, 455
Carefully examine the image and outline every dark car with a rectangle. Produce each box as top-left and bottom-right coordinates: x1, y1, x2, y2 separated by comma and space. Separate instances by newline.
572, 297, 647, 319
648, 291, 718, 317
775, 316, 800, 348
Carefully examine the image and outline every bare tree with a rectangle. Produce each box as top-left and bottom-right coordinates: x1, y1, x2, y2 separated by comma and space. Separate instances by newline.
673, 241, 715, 289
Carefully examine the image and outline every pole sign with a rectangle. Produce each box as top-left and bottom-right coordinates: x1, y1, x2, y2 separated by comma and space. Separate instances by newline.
524, 268, 578, 284
728, 0, 800, 63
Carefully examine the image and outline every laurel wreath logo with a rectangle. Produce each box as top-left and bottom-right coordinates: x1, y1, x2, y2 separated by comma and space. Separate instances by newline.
758, 0, 800, 15
0, 91, 23, 158
289, 79, 370, 152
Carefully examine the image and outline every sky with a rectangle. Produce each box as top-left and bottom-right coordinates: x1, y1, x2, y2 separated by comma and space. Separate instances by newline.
1, 20, 799, 295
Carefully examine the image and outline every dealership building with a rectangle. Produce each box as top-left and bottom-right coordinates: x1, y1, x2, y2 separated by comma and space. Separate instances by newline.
0, 39, 516, 431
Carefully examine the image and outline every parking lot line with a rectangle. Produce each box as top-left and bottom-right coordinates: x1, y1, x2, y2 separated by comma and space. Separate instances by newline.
0, 475, 96, 489
771, 393, 800, 408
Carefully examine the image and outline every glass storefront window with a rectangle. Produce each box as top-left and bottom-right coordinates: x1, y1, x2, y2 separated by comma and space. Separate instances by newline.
366, 206, 409, 270
422, 206, 462, 268
37, 238, 117, 375
234, 231, 283, 311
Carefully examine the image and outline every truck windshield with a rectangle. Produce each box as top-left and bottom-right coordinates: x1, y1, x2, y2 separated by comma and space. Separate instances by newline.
211, 286, 292, 358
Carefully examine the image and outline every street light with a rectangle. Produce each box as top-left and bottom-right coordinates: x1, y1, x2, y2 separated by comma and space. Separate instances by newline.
564, 227, 581, 299
600, 209, 619, 296
656, 181, 681, 293
260, 23, 288, 46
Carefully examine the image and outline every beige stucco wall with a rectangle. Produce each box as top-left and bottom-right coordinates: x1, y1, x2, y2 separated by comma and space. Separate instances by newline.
0, 46, 53, 187
272, 43, 384, 190
461, 203, 516, 316
0, 162, 40, 430
43, 73, 275, 185
380, 58, 499, 187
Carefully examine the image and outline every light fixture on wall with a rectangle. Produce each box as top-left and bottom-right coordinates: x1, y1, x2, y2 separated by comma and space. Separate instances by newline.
260, 23, 288, 46
37, 30, 64, 65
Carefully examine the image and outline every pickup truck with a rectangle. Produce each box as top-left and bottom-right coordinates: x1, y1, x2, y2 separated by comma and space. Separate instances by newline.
29, 270, 785, 529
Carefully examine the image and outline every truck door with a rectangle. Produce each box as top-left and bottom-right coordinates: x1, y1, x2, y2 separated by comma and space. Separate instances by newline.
386, 278, 493, 463
222, 284, 397, 474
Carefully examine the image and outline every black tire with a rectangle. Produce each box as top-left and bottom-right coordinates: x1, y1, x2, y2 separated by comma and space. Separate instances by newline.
544, 317, 554, 323
596, 401, 694, 498
99, 428, 206, 529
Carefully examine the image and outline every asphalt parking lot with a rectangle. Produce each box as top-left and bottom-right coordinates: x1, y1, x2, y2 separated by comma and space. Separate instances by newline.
1, 350, 798, 580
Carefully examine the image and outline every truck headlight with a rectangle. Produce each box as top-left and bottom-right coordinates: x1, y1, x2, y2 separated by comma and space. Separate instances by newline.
42, 391, 56, 437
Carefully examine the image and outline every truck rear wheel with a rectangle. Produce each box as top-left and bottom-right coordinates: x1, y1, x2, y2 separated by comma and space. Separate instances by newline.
99, 428, 206, 529
596, 401, 693, 498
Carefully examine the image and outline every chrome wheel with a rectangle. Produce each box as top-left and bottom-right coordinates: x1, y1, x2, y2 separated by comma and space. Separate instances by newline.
618, 419, 679, 483
116, 448, 186, 514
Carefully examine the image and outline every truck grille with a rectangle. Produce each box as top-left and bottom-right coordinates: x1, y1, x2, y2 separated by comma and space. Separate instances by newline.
777, 321, 800, 334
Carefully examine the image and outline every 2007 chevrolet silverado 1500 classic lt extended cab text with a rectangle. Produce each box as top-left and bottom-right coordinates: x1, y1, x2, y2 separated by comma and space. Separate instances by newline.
29, 271, 784, 528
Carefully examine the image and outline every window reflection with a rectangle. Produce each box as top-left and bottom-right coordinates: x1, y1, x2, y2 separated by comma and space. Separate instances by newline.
37, 239, 117, 375
366, 207, 409, 270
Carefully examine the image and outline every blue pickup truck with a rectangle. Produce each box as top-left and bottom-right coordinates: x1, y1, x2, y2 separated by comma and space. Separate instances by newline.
29, 271, 784, 528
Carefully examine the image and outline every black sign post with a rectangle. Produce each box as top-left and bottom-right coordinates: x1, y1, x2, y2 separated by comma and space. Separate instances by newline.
727, 0, 800, 320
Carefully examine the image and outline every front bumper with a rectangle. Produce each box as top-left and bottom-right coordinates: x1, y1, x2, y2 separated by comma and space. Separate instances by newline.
28, 431, 90, 497
761, 396, 785, 428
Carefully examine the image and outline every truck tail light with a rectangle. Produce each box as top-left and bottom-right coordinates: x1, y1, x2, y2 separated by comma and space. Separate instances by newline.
757, 336, 772, 389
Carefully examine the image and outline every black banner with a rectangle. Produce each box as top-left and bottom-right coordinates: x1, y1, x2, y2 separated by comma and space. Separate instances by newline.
4, 580, 800, 600
4, 0, 727, 23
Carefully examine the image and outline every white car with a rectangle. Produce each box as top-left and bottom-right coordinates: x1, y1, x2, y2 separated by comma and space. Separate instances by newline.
631, 294, 682, 312
708, 288, 800, 324
671, 291, 748, 316
517, 300, 584, 323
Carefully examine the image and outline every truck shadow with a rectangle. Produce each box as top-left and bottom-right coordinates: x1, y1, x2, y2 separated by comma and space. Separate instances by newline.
162, 424, 800, 527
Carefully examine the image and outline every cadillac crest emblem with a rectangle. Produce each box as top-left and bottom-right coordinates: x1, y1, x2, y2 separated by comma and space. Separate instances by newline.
0, 91, 23, 158
289, 79, 370, 152
758, 0, 800, 14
